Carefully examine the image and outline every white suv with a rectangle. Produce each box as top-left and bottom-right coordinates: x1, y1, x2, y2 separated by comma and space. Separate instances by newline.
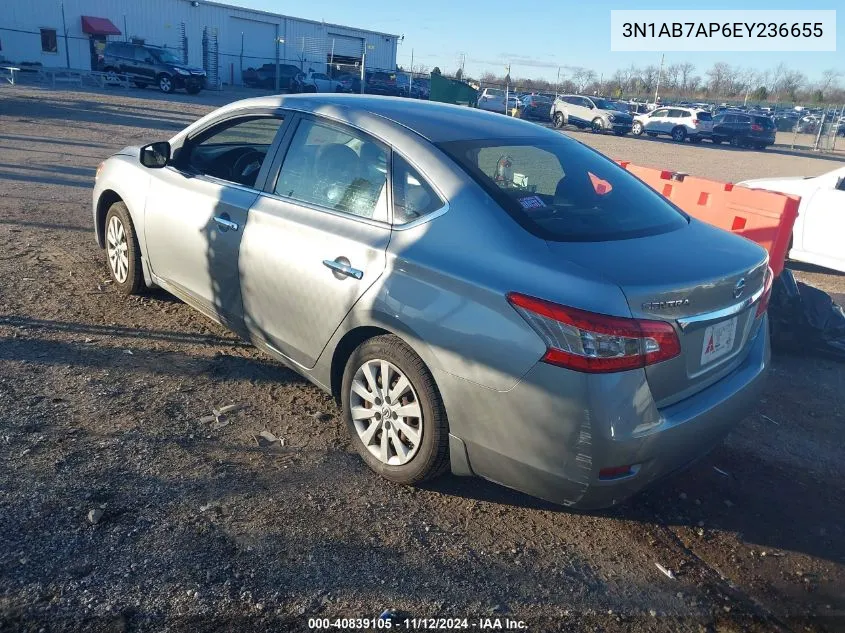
632, 107, 713, 143
477, 88, 507, 113
550, 95, 633, 135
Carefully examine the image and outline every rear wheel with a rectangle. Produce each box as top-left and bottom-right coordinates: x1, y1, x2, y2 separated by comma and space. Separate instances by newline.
671, 126, 687, 142
157, 74, 173, 94
553, 111, 566, 129
342, 335, 449, 485
104, 67, 119, 84
632, 121, 644, 136
730, 136, 741, 148
591, 117, 604, 134
104, 202, 144, 295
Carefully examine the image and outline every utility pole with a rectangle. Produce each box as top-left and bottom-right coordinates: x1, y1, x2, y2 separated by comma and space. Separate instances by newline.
505, 63, 511, 115
409, 48, 414, 94
653, 53, 665, 105
556, 66, 561, 97
61, 2, 70, 68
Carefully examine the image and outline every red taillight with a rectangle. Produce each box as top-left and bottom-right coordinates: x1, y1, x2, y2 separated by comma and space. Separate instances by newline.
507, 292, 681, 373
751, 123, 763, 132
599, 465, 638, 480
755, 266, 774, 317
692, 118, 699, 125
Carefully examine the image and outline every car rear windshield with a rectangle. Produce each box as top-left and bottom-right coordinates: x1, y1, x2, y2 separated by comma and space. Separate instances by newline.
752, 116, 775, 128
438, 136, 689, 242
695, 111, 712, 121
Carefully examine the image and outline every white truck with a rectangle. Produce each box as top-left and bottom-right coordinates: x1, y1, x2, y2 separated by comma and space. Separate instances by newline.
477, 87, 508, 113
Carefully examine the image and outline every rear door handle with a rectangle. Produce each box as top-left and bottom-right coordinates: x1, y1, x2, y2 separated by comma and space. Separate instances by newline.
323, 258, 363, 280
214, 216, 239, 232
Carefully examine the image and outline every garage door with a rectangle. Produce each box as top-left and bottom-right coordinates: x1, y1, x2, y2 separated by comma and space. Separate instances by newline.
229, 17, 277, 84
327, 34, 363, 58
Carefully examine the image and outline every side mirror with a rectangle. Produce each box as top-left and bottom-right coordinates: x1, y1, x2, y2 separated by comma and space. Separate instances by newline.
140, 141, 170, 169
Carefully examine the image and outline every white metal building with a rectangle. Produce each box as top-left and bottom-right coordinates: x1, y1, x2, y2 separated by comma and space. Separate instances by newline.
1, 0, 399, 85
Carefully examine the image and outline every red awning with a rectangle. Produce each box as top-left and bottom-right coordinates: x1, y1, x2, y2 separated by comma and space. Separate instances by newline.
81, 16, 121, 36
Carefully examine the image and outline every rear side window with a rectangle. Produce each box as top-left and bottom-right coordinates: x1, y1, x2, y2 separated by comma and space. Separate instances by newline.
753, 116, 774, 128
392, 155, 444, 225
696, 111, 712, 121
438, 136, 688, 242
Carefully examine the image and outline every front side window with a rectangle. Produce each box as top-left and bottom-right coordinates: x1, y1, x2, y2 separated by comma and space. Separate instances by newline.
392, 155, 444, 225
439, 135, 688, 242
184, 116, 284, 187
274, 119, 388, 221
40, 29, 57, 53
153, 48, 181, 64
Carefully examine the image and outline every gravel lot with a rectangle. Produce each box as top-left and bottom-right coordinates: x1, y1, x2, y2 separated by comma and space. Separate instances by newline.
1, 84, 844, 633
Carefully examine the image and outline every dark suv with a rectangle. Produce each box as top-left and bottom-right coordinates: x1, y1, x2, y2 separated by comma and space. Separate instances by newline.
711, 112, 776, 149
242, 63, 304, 92
103, 42, 207, 94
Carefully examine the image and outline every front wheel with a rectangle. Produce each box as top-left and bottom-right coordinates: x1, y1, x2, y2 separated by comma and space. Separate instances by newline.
104, 202, 144, 295
158, 74, 173, 94
553, 111, 566, 129
591, 117, 604, 134
342, 335, 449, 485
632, 121, 643, 136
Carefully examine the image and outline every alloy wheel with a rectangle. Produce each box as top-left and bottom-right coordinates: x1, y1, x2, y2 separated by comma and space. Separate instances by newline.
349, 358, 422, 466
106, 215, 129, 283
159, 76, 172, 93
105, 70, 118, 84
632, 122, 643, 135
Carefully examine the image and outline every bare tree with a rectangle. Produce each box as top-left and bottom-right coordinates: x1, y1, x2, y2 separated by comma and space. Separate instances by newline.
819, 68, 842, 94
678, 62, 695, 94
706, 62, 732, 96
570, 67, 596, 93
664, 63, 682, 92
639, 65, 659, 95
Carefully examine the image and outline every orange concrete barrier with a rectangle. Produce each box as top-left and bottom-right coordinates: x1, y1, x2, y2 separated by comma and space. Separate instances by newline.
616, 162, 799, 277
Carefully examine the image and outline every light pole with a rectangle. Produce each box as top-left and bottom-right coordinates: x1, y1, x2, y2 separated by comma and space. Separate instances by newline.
360, 43, 374, 94
653, 53, 665, 106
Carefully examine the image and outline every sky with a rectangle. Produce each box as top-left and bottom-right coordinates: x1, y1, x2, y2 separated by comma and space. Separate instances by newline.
235, 0, 843, 84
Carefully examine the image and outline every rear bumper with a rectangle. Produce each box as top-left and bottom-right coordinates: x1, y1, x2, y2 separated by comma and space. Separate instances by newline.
441, 316, 769, 509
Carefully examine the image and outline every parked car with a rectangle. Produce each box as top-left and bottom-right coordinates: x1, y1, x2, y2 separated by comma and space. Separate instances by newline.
102, 42, 206, 94
710, 112, 776, 148
551, 95, 633, 135
477, 87, 507, 113
519, 94, 554, 120
92, 94, 770, 509
242, 63, 304, 92
364, 71, 400, 96
632, 107, 713, 143
738, 166, 845, 273
303, 71, 343, 93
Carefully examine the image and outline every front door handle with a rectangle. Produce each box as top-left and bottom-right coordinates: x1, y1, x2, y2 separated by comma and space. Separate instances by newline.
214, 215, 239, 232
323, 257, 363, 280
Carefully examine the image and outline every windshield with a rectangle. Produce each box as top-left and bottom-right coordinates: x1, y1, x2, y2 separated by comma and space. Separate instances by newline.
438, 136, 688, 242
153, 49, 181, 64
592, 98, 624, 111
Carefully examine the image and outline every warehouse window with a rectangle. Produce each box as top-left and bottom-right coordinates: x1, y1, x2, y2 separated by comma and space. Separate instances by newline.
40, 28, 58, 53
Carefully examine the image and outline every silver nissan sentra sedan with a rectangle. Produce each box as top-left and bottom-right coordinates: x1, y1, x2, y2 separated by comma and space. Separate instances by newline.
92, 94, 771, 508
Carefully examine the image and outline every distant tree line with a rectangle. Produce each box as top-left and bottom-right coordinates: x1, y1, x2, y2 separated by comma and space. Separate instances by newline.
430, 63, 845, 105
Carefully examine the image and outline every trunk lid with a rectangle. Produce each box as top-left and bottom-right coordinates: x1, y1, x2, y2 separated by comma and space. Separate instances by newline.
547, 219, 768, 406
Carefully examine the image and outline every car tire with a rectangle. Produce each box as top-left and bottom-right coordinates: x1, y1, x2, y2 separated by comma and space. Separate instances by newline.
104, 67, 121, 84
671, 126, 687, 142
632, 121, 643, 136
157, 74, 174, 94
104, 202, 144, 296
553, 111, 566, 129
342, 334, 450, 486
186, 85, 202, 95
730, 136, 741, 148
591, 117, 604, 134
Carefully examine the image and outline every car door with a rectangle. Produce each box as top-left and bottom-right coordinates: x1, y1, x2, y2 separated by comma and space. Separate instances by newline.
134, 47, 157, 84
800, 177, 845, 270
644, 108, 668, 133
712, 114, 731, 140
117, 44, 136, 79
238, 114, 391, 368
143, 112, 287, 334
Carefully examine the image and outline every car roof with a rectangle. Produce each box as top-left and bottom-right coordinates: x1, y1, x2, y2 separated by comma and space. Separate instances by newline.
223, 94, 556, 143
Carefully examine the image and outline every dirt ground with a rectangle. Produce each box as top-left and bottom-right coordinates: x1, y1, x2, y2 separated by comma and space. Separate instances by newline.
1, 84, 844, 633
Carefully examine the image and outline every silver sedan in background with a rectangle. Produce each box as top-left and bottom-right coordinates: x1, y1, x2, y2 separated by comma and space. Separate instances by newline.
92, 95, 771, 508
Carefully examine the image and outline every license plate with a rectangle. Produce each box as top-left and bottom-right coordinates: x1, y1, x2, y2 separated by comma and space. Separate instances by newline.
700, 317, 738, 365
